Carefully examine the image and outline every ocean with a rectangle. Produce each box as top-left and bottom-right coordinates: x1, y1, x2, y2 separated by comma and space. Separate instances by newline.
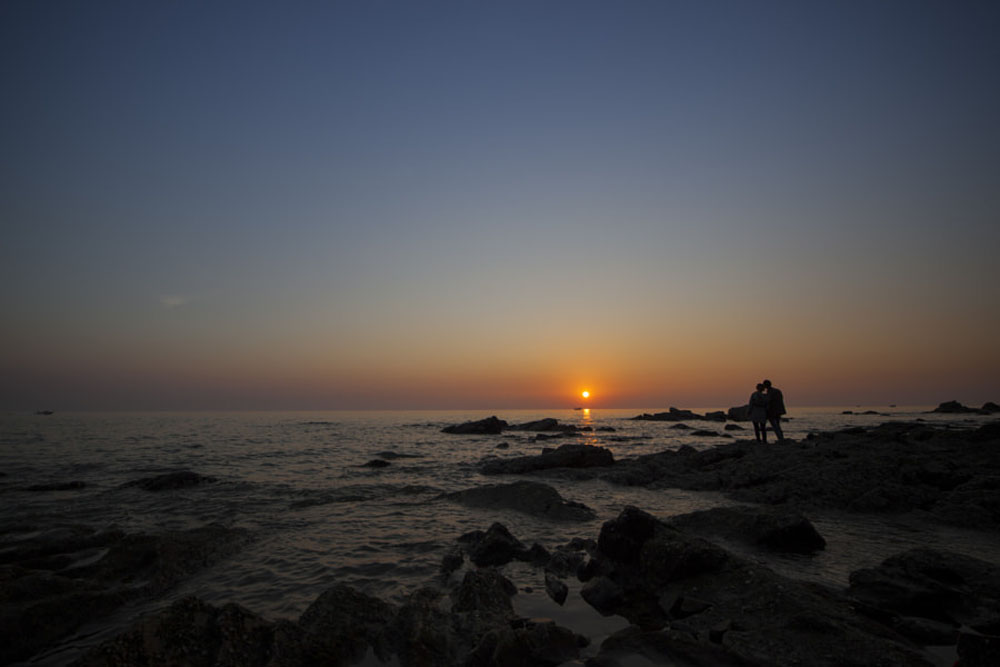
3, 406, 999, 665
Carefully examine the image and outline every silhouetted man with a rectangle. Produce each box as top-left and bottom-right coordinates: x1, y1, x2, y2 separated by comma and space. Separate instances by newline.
762, 379, 785, 442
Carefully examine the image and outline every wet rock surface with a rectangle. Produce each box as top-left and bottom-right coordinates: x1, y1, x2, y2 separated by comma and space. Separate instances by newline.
442, 416, 509, 434
0, 523, 250, 664
438, 480, 596, 521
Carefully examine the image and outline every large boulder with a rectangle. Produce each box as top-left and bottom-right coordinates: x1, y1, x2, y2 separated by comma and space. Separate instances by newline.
465, 523, 527, 567
480, 444, 614, 475
442, 416, 508, 434
669, 506, 826, 553
727, 405, 750, 421
438, 481, 596, 521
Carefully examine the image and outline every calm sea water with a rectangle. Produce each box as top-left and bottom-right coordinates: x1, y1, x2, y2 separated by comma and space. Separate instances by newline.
2, 406, 998, 664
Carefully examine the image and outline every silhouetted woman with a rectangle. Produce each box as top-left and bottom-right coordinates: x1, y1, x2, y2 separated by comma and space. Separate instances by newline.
749, 383, 769, 442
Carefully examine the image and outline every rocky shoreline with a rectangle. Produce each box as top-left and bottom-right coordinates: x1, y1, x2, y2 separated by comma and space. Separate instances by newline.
3, 416, 998, 665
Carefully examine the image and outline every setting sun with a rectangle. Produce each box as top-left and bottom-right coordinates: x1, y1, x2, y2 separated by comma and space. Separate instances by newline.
581, 391, 590, 399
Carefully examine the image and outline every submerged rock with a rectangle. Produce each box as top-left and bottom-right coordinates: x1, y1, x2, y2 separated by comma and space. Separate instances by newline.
480, 444, 614, 475
25, 481, 86, 491
441, 416, 508, 434
121, 469, 216, 491
438, 480, 596, 521
362, 459, 391, 468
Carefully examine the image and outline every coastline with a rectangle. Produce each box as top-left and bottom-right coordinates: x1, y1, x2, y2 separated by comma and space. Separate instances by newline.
3, 413, 997, 666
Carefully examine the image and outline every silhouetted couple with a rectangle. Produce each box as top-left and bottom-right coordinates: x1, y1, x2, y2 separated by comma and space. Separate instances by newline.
748, 379, 786, 443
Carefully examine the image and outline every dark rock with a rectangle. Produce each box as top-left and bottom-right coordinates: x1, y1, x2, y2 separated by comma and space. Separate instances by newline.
296, 584, 397, 663
467, 618, 583, 667
508, 418, 578, 433
480, 444, 614, 475
121, 470, 216, 491
495, 442, 509, 449
669, 506, 826, 553
597, 506, 659, 564
440, 546, 464, 575
724, 423, 745, 431
669, 423, 691, 430
581, 576, 625, 616
25, 481, 86, 491
467, 523, 526, 567
931, 400, 979, 414
583, 507, 934, 665
689, 429, 720, 437
958, 631, 1000, 667
704, 411, 727, 422
2, 524, 250, 664
439, 481, 596, 521
848, 548, 1000, 629
375, 450, 421, 460
451, 568, 516, 618
892, 616, 957, 645
982, 402, 1000, 414
631, 408, 703, 422
72, 597, 277, 667
727, 405, 750, 421
842, 410, 855, 414
596, 427, 617, 432
545, 572, 568, 605
442, 416, 508, 434
363, 459, 391, 468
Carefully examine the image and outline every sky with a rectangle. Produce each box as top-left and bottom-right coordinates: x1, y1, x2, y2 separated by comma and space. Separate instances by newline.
2, 1, 999, 411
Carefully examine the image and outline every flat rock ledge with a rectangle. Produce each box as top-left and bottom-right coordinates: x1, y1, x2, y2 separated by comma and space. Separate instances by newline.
441, 416, 591, 435
438, 480, 597, 521
480, 443, 615, 475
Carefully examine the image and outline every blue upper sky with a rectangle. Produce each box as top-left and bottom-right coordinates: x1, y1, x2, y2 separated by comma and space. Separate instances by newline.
2, 1, 999, 409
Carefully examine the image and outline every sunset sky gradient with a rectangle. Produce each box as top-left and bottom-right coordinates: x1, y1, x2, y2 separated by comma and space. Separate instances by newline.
2, 1, 999, 410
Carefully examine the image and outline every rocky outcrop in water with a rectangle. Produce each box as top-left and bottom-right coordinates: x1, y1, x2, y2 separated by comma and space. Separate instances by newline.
24, 481, 87, 491
0, 524, 250, 664
631, 407, 711, 422
480, 444, 615, 475
441, 416, 509, 434
931, 400, 1000, 415
441, 416, 585, 436
438, 480, 596, 521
